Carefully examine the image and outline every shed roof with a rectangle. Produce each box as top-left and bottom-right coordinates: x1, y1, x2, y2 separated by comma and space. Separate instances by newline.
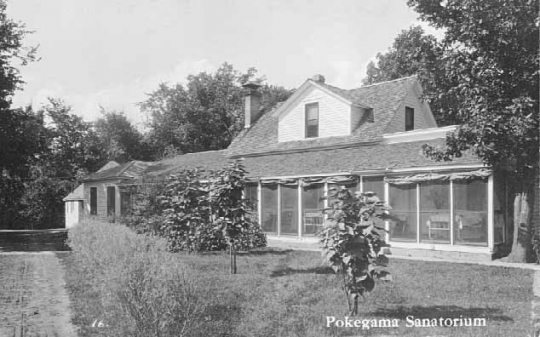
144, 150, 229, 179
241, 139, 482, 178
82, 160, 152, 182
63, 184, 84, 201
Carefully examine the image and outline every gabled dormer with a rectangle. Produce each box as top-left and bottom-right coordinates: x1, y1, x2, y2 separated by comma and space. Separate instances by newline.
227, 74, 439, 157
272, 75, 373, 142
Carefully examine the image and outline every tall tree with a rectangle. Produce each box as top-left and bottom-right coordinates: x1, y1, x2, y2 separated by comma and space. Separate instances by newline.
362, 26, 462, 125
140, 63, 293, 159
407, 0, 539, 261
94, 109, 151, 163
0, 0, 40, 228
41, 98, 106, 179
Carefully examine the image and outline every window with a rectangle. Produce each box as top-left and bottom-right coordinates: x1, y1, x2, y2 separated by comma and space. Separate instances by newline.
405, 107, 414, 131
107, 186, 116, 217
362, 176, 385, 200
90, 187, 97, 215
420, 182, 450, 243
280, 185, 298, 235
302, 184, 324, 235
389, 184, 417, 242
244, 183, 259, 223
305, 103, 319, 138
453, 179, 488, 246
120, 189, 132, 216
261, 184, 278, 233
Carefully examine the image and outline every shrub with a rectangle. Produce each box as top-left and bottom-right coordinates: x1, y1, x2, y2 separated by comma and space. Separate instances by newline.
319, 187, 391, 315
67, 220, 204, 337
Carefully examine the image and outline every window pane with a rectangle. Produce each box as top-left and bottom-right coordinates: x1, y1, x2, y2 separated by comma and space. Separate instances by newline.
245, 183, 258, 224
281, 185, 298, 235
305, 103, 319, 138
454, 179, 488, 246
420, 182, 450, 244
389, 184, 416, 242
302, 184, 324, 235
261, 184, 278, 233
306, 104, 318, 120
362, 176, 385, 201
405, 107, 414, 131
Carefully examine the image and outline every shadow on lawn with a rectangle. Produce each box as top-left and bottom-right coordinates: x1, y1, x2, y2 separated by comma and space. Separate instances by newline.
372, 305, 513, 322
0, 229, 70, 252
270, 266, 335, 277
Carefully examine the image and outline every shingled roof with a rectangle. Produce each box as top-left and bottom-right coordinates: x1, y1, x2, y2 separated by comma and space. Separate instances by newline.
145, 150, 229, 179
241, 139, 482, 178
83, 160, 152, 182
227, 75, 418, 157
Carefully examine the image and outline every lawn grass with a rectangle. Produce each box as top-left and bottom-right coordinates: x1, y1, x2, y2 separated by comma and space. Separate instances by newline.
58, 249, 534, 337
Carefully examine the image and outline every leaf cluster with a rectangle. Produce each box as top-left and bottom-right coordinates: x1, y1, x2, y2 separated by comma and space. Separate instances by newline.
319, 187, 391, 314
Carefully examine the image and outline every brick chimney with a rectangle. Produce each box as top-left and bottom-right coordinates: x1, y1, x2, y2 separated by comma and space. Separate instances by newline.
311, 74, 325, 84
242, 81, 262, 128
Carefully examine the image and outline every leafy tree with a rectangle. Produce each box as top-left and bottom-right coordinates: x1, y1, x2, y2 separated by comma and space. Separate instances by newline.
140, 63, 293, 158
0, 0, 40, 228
363, 26, 441, 85
320, 187, 391, 315
20, 176, 73, 229
0, 0, 37, 109
362, 26, 461, 125
208, 160, 253, 274
407, 0, 539, 261
41, 98, 106, 179
94, 109, 151, 162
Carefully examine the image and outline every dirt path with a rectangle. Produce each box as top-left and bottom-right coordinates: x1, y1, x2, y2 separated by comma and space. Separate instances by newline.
0, 252, 77, 337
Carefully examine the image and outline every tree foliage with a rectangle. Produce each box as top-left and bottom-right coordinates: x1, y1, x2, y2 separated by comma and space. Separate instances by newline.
40, 98, 106, 179
320, 187, 390, 315
140, 63, 293, 158
94, 109, 151, 163
405, 0, 539, 261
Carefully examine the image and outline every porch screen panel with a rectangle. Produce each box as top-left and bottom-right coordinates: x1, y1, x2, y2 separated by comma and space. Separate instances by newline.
453, 179, 488, 246
420, 182, 450, 243
107, 186, 116, 217
245, 183, 259, 224
362, 176, 385, 201
261, 184, 278, 233
389, 184, 416, 241
302, 184, 324, 235
280, 185, 299, 235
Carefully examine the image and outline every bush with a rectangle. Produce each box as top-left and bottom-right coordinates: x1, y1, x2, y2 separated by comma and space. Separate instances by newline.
68, 220, 204, 337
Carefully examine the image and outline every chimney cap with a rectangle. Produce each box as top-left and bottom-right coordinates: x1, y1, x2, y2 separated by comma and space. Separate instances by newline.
242, 81, 262, 90
310, 74, 325, 83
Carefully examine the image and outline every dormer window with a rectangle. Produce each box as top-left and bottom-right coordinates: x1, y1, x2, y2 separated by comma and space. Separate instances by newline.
405, 107, 414, 131
305, 103, 319, 138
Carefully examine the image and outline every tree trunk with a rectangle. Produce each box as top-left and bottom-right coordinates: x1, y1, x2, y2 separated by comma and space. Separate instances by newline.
504, 179, 535, 262
230, 244, 237, 274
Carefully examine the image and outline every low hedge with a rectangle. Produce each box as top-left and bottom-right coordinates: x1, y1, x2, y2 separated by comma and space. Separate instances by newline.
67, 220, 204, 337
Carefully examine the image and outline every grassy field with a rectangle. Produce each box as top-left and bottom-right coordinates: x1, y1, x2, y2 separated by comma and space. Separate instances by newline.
58, 249, 534, 337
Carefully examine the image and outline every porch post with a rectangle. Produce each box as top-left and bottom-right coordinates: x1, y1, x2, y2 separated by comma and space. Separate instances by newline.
298, 180, 303, 238
277, 184, 282, 236
488, 175, 494, 251
450, 181, 454, 245
416, 184, 421, 244
257, 181, 262, 231
384, 180, 390, 242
